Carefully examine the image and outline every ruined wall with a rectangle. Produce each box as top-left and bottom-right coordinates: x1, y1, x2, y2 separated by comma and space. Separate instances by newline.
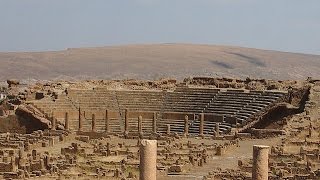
162, 112, 195, 120
290, 86, 310, 111
252, 104, 294, 129
127, 111, 155, 119
203, 114, 224, 122
184, 77, 304, 91
252, 86, 310, 130
15, 106, 49, 133
0, 115, 27, 133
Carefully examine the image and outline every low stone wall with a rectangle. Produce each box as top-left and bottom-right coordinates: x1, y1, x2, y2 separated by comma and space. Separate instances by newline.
251, 128, 285, 138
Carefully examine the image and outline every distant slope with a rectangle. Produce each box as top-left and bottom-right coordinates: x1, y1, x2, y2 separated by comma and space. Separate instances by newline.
0, 44, 319, 82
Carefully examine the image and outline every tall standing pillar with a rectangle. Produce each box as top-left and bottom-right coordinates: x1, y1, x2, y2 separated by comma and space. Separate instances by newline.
153, 112, 157, 134
92, 113, 96, 132
215, 122, 220, 136
65, 112, 69, 131
124, 109, 129, 135
166, 124, 171, 135
105, 110, 110, 133
78, 108, 83, 131
138, 115, 143, 137
252, 145, 269, 180
106, 142, 111, 156
235, 118, 239, 128
51, 111, 56, 130
11, 157, 17, 172
140, 140, 157, 180
199, 113, 204, 136
184, 115, 189, 136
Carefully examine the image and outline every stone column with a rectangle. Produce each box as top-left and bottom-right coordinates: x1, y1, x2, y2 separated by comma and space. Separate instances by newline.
105, 110, 110, 133
235, 118, 239, 128
166, 124, 171, 135
308, 123, 313, 137
124, 109, 129, 135
252, 145, 269, 180
184, 115, 189, 136
140, 140, 157, 180
153, 112, 157, 134
78, 108, 83, 131
92, 113, 96, 132
18, 148, 24, 159
216, 145, 224, 156
11, 157, 17, 172
138, 115, 143, 137
32, 150, 37, 159
51, 112, 56, 130
107, 142, 111, 156
65, 112, 69, 131
24, 142, 29, 151
215, 123, 220, 136
18, 148, 25, 168
49, 137, 55, 146
40, 158, 45, 170
199, 113, 204, 136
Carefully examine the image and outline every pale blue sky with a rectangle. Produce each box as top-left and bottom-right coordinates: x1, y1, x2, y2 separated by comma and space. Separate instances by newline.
0, 0, 319, 54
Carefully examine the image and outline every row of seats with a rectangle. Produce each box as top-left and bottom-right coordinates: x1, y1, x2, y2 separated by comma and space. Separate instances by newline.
116, 91, 164, 112
204, 90, 286, 124
163, 88, 219, 112
29, 88, 287, 134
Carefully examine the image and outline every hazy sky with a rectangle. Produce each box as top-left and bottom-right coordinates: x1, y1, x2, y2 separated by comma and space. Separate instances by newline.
1, 0, 319, 54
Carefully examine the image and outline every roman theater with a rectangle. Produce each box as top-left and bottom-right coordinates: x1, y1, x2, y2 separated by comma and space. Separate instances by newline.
0, 76, 319, 179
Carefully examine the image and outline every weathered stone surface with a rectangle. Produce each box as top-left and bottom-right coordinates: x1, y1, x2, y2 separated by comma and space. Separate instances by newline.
252, 145, 269, 180
140, 140, 157, 180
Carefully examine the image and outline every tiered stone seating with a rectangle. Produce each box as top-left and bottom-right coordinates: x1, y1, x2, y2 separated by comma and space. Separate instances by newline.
205, 90, 257, 122
68, 89, 118, 111
235, 91, 284, 123
80, 111, 122, 133
67, 111, 80, 131
107, 117, 123, 134
188, 114, 234, 135
29, 87, 287, 135
126, 111, 155, 136
157, 112, 195, 134
63, 89, 121, 132
163, 87, 219, 113
116, 91, 164, 112
204, 89, 287, 125
30, 95, 77, 118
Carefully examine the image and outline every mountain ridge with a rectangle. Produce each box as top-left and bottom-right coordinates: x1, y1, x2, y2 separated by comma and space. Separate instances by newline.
0, 44, 319, 82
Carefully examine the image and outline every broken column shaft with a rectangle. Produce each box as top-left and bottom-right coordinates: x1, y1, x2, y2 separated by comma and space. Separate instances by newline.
138, 115, 143, 136
199, 113, 204, 136
92, 113, 96, 132
51, 112, 56, 130
215, 122, 220, 136
140, 140, 157, 180
78, 108, 83, 131
184, 115, 189, 136
166, 124, 171, 135
65, 112, 69, 131
105, 110, 110, 133
252, 145, 269, 180
153, 112, 157, 134
124, 109, 129, 135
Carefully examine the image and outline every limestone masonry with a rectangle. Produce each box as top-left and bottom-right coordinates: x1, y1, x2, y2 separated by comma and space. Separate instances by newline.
0, 77, 319, 179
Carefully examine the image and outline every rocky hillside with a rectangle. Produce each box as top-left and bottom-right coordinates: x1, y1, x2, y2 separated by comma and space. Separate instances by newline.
0, 44, 319, 83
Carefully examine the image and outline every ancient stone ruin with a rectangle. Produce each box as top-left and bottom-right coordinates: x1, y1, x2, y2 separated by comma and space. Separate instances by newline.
0, 77, 319, 179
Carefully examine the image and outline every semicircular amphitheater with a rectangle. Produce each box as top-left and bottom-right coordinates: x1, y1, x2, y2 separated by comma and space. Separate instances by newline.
30, 86, 288, 137
2, 77, 318, 179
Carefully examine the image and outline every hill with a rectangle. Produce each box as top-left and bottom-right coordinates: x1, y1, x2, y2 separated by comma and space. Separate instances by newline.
0, 44, 319, 83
